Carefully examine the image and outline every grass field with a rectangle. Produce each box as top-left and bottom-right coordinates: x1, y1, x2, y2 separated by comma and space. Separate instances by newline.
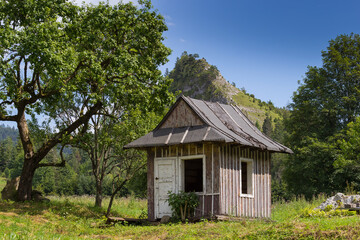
1, 178, 360, 239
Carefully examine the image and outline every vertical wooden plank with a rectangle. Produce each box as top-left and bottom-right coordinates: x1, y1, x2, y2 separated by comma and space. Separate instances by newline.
214, 146, 220, 193
147, 149, 155, 221
205, 144, 212, 195
261, 152, 264, 218
263, 152, 266, 218
224, 145, 227, 214
228, 145, 231, 215
195, 195, 202, 218
197, 144, 203, 155
260, 151, 263, 218
225, 145, 229, 214
182, 144, 188, 156
211, 144, 214, 215
220, 145, 224, 214
268, 152, 271, 218
258, 151, 261, 218
233, 146, 236, 216
214, 195, 219, 215
251, 150, 254, 218
264, 152, 268, 218
255, 150, 259, 218
235, 147, 239, 216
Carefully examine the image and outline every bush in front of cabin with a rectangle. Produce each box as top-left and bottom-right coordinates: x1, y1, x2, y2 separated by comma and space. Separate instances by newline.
167, 191, 199, 222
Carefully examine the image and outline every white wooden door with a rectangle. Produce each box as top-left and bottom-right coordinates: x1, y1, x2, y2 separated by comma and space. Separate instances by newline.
154, 158, 176, 219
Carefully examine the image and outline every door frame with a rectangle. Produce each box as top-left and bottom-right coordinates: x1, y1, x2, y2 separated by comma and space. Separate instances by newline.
154, 157, 177, 219
179, 154, 206, 194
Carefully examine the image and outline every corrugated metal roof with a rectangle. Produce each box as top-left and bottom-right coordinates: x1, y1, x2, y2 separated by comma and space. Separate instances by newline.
125, 95, 293, 154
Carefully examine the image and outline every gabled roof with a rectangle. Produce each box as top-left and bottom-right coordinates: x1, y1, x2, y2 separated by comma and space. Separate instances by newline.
125, 95, 293, 154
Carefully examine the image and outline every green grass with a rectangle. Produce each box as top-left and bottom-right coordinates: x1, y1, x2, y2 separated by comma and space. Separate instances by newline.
232, 91, 282, 128
1, 194, 360, 239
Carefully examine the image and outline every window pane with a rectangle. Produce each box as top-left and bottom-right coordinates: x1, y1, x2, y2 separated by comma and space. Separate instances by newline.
184, 158, 203, 192
241, 161, 248, 194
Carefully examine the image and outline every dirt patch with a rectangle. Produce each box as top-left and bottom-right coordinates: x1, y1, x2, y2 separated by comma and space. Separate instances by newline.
29, 215, 49, 224
0, 211, 18, 217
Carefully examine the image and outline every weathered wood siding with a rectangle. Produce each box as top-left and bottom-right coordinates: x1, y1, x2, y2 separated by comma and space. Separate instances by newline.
147, 149, 155, 221
219, 145, 271, 218
148, 143, 271, 220
159, 99, 204, 129
149, 143, 220, 220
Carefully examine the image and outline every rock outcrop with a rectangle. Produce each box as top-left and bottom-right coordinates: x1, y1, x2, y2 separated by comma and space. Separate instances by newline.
1, 177, 20, 201
315, 193, 360, 210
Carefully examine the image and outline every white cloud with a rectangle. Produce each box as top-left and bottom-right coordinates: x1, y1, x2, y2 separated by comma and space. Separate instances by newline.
180, 38, 185, 43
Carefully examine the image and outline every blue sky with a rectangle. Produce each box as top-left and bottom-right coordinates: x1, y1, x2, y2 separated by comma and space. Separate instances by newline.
147, 0, 360, 107
74, 0, 360, 107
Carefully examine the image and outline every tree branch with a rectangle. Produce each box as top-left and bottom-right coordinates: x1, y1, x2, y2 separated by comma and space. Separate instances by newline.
37, 145, 67, 168
33, 101, 103, 165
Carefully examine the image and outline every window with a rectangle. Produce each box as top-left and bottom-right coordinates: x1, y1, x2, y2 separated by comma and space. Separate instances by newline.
240, 158, 253, 196
182, 157, 204, 193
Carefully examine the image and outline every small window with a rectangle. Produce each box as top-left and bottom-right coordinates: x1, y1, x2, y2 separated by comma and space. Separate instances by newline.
184, 158, 203, 192
241, 158, 253, 196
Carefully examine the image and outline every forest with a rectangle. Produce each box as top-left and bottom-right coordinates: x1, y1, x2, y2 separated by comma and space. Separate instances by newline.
1, 33, 360, 205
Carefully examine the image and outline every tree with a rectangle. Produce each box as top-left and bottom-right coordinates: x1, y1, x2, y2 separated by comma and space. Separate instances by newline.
0, 137, 15, 172
105, 109, 161, 217
73, 105, 164, 207
0, 0, 172, 201
284, 33, 360, 197
333, 117, 360, 190
262, 116, 272, 137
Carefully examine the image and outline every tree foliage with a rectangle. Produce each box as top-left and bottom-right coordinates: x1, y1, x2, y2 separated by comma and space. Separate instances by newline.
169, 52, 221, 100
262, 116, 272, 137
284, 33, 360, 198
0, 0, 172, 200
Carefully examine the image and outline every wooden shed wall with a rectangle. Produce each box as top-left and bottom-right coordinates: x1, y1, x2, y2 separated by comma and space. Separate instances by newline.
219, 145, 271, 218
147, 143, 271, 220
147, 143, 220, 220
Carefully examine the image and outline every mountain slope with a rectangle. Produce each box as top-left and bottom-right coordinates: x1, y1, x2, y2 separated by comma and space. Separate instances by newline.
168, 52, 287, 128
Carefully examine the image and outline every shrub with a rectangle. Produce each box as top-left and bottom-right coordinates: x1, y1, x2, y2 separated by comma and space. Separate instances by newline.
167, 191, 199, 222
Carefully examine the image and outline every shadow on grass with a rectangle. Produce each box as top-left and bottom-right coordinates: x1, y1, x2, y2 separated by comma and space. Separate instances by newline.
0, 199, 105, 219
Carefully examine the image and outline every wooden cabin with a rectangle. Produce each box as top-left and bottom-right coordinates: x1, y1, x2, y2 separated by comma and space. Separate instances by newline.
125, 95, 292, 221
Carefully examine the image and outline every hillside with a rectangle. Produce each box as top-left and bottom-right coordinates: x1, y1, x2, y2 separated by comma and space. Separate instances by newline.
0, 124, 18, 142
168, 52, 287, 128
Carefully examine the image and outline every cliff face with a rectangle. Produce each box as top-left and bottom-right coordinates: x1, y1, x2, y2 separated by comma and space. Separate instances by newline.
169, 53, 238, 104
168, 52, 286, 127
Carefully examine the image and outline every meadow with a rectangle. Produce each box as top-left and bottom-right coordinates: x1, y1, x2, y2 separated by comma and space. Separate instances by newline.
1, 177, 360, 239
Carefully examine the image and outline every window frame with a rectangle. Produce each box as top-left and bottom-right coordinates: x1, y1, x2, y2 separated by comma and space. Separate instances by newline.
179, 155, 206, 194
239, 157, 254, 198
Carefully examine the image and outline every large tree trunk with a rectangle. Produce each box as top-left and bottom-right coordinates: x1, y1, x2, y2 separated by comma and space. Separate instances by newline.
16, 102, 102, 201
17, 158, 37, 201
17, 111, 36, 201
